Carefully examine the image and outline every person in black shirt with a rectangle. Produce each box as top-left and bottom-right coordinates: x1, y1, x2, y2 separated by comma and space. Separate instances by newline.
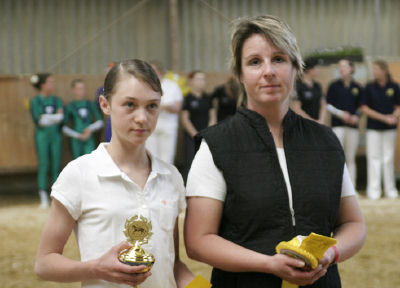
361, 60, 400, 199
211, 76, 239, 122
292, 58, 326, 124
326, 59, 363, 187
181, 70, 216, 180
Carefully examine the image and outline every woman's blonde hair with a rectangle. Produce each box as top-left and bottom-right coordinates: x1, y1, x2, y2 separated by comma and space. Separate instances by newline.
230, 15, 304, 106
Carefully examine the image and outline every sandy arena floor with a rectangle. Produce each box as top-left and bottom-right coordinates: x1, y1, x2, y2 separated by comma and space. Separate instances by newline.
0, 195, 399, 288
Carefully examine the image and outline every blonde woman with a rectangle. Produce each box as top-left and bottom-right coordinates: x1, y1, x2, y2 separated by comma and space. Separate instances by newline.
184, 16, 365, 287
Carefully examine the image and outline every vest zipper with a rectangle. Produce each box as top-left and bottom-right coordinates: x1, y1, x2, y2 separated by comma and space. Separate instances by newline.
290, 207, 296, 226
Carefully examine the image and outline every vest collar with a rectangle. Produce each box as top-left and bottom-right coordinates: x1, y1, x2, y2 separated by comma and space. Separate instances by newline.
237, 107, 298, 131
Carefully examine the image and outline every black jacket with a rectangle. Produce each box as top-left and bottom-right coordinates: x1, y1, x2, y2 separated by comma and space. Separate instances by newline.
196, 107, 344, 288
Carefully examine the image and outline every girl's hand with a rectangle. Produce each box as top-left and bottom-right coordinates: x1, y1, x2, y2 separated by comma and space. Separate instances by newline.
340, 111, 351, 124
190, 130, 198, 138
92, 241, 151, 286
267, 254, 327, 286
383, 115, 397, 126
79, 128, 92, 141
349, 115, 359, 126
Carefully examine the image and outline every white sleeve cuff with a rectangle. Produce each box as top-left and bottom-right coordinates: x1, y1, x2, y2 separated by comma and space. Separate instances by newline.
88, 120, 104, 132
327, 104, 345, 118
51, 192, 81, 221
62, 126, 81, 139
186, 140, 227, 202
341, 163, 356, 198
50, 161, 82, 220
39, 113, 64, 126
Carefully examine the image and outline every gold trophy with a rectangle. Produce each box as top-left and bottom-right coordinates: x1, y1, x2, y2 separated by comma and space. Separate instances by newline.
119, 215, 155, 288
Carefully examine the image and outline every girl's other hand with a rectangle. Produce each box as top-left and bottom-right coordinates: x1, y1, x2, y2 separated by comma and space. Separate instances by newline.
92, 241, 151, 286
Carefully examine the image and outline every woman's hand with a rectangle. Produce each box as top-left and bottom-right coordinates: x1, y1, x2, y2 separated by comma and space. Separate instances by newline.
349, 115, 359, 126
181, 110, 198, 138
267, 254, 327, 286
383, 115, 397, 125
319, 247, 335, 270
340, 111, 351, 124
79, 128, 92, 141
92, 241, 151, 286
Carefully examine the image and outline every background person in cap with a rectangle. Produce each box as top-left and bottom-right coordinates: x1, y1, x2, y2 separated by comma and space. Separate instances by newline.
292, 58, 326, 124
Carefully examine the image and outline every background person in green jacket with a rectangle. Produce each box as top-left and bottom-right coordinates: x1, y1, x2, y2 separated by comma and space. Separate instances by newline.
30, 73, 64, 208
63, 79, 103, 159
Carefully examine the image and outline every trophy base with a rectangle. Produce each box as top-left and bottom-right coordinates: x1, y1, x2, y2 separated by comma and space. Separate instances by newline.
118, 246, 155, 273
119, 261, 154, 272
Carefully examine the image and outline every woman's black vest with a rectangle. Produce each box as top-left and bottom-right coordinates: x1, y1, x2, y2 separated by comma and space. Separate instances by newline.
196, 107, 345, 288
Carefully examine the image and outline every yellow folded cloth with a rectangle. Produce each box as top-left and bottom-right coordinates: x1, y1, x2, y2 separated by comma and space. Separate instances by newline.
276, 232, 337, 288
185, 275, 212, 288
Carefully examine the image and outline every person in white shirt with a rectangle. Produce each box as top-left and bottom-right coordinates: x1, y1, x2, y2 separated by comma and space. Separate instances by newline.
35, 59, 193, 288
146, 60, 183, 164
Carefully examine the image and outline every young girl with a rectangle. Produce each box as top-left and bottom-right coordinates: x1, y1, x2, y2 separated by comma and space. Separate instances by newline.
35, 59, 193, 288
361, 60, 400, 199
30, 73, 64, 208
63, 79, 103, 159
326, 59, 363, 187
211, 76, 239, 122
181, 71, 216, 181
292, 58, 326, 124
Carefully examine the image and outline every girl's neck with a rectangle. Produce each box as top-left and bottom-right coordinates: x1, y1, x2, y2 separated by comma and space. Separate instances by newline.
106, 138, 149, 170
191, 89, 202, 98
377, 76, 388, 87
302, 74, 314, 86
41, 90, 50, 97
342, 76, 351, 87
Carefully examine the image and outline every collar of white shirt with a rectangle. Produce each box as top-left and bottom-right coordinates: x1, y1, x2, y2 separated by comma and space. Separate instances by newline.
95, 143, 171, 178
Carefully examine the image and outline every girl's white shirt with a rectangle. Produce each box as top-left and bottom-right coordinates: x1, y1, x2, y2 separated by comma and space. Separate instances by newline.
51, 143, 186, 288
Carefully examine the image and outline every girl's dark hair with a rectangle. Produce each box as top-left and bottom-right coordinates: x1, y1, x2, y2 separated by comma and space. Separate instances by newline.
340, 59, 355, 75
71, 78, 84, 88
373, 59, 392, 81
225, 76, 240, 100
303, 58, 321, 72
31, 73, 52, 90
103, 59, 163, 100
